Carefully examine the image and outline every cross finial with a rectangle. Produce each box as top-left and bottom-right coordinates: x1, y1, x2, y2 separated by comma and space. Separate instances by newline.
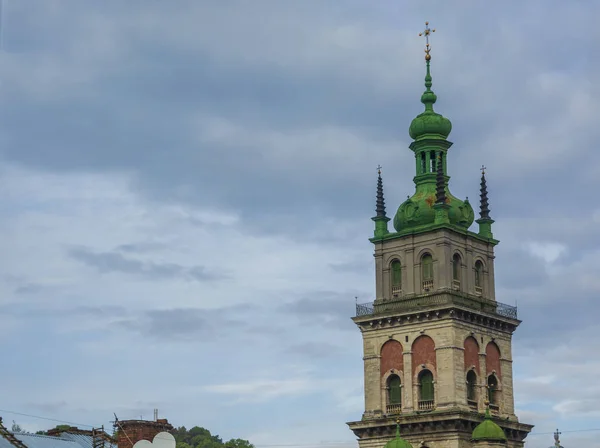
419, 21, 435, 61
377, 164, 382, 175
481, 165, 486, 175
554, 429, 561, 442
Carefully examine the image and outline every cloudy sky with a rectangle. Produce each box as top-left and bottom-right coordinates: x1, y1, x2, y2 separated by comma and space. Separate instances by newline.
0, 1, 598, 447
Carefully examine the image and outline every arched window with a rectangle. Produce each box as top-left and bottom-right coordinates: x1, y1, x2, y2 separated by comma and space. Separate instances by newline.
466, 370, 477, 405
452, 253, 461, 289
422, 254, 433, 290
418, 370, 434, 410
391, 260, 402, 296
388, 374, 402, 407
487, 375, 498, 405
474, 260, 483, 294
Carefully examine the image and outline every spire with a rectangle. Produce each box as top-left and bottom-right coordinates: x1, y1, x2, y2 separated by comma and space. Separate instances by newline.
433, 154, 450, 225
479, 165, 491, 220
435, 154, 446, 204
419, 22, 438, 113
371, 165, 390, 239
376, 165, 387, 217
409, 21, 452, 141
476, 165, 495, 239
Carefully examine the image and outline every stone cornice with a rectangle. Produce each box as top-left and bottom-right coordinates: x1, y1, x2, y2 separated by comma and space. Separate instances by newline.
347, 409, 533, 443
354, 296, 519, 335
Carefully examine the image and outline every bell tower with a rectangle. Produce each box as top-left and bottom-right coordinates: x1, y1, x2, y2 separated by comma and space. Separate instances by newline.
347, 23, 533, 448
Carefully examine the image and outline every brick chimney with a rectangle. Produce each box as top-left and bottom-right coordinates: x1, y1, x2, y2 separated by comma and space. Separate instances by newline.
115, 419, 173, 448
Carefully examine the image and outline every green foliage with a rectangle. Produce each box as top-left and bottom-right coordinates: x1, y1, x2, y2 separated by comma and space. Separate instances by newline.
35, 424, 73, 435
173, 426, 253, 448
11, 421, 22, 433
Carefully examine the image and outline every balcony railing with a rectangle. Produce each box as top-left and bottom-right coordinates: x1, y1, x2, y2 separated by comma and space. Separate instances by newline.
452, 279, 461, 291
355, 291, 518, 320
422, 279, 434, 291
475, 286, 483, 295
386, 404, 402, 415
467, 399, 477, 409
392, 286, 402, 296
418, 400, 434, 411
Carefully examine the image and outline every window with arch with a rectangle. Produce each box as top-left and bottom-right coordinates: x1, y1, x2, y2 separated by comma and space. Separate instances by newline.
466, 370, 477, 405
387, 374, 402, 409
474, 260, 484, 294
418, 369, 434, 410
421, 253, 433, 290
487, 374, 498, 406
391, 259, 402, 296
452, 253, 461, 290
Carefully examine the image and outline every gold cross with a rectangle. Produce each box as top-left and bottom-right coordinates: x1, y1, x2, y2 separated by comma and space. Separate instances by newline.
377, 164, 382, 174
419, 22, 435, 60
481, 165, 486, 175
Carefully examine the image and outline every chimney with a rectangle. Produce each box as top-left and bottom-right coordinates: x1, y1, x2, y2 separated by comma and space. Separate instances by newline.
115, 419, 173, 448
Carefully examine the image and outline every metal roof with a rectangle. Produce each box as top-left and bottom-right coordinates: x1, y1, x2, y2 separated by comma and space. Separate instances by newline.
0, 433, 116, 448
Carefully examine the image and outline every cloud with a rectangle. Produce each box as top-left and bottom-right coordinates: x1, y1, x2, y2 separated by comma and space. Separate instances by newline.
67, 246, 228, 282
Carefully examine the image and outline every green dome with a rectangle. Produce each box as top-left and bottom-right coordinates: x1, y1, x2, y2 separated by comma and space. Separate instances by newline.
409, 109, 452, 141
472, 409, 507, 442
384, 425, 413, 448
393, 188, 474, 232
408, 61, 452, 141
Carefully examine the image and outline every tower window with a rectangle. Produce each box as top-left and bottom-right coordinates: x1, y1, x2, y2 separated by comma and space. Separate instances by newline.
487, 375, 498, 406
418, 370, 434, 410
430, 151, 436, 172
421, 253, 433, 291
420, 153, 426, 174
387, 374, 402, 410
466, 370, 477, 405
452, 253, 461, 290
391, 259, 402, 296
474, 261, 483, 294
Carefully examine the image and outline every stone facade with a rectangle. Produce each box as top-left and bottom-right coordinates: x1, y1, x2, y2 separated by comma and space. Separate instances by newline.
347, 227, 533, 448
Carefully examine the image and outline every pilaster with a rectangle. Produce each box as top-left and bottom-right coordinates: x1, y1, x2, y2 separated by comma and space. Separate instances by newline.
402, 350, 414, 412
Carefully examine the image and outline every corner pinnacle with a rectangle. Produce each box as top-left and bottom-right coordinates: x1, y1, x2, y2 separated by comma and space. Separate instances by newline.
479, 165, 491, 220
435, 154, 446, 204
376, 165, 387, 218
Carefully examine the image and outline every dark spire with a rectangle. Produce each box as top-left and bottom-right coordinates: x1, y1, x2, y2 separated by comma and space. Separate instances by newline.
479, 165, 491, 220
435, 154, 446, 204
376, 165, 387, 217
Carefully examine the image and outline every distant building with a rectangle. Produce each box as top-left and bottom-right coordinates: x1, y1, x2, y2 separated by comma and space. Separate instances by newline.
0, 416, 173, 448
0, 417, 116, 448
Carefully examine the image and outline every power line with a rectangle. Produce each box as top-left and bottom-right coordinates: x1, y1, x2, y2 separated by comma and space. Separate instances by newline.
0, 409, 94, 429
1, 407, 599, 446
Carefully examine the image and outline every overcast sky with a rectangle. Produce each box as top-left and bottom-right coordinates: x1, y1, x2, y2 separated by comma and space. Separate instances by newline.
0, 1, 598, 448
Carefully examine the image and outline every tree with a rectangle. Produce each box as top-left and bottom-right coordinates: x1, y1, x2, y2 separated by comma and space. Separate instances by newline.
225, 439, 255, 448
173, 426, 252, 448
11, 421, 22, 433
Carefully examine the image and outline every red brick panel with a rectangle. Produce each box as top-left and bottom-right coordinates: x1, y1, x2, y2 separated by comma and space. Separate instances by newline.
485, 342, 502, 379
117, 421, 173, 448
411, 335, 436, 374
380, 340, 404, 377
464, 336, 480, 374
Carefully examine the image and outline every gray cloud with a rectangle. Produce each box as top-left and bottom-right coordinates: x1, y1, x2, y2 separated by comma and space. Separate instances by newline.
67, 246, 227, 282
113, 304, 258, 342
285, 342, 345, 359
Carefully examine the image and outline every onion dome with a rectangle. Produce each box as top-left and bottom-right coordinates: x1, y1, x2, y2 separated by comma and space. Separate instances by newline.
472, 406, 507, 443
